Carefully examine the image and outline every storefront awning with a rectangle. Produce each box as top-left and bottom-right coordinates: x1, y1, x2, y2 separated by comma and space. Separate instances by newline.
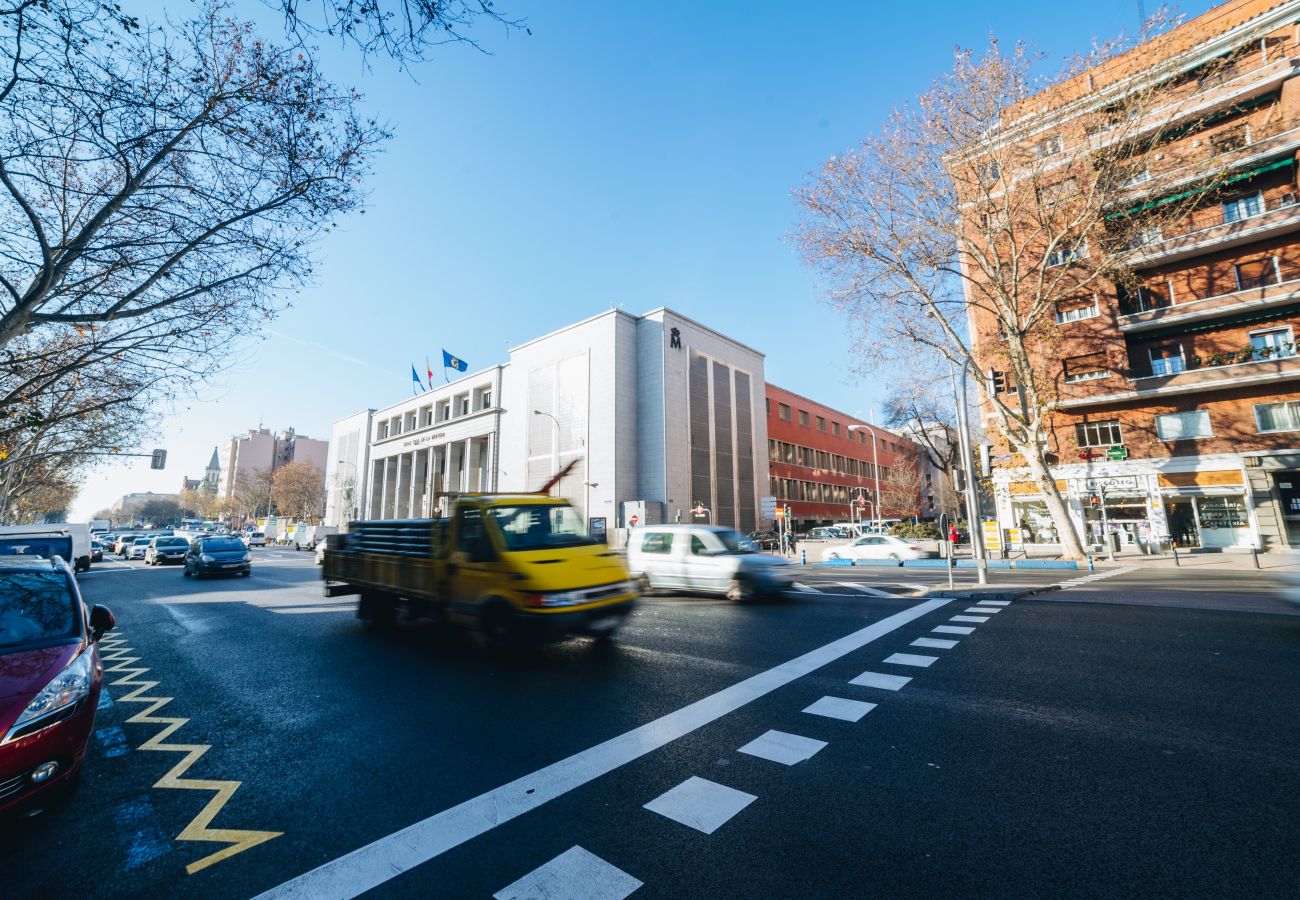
1108, 156, 1296, 219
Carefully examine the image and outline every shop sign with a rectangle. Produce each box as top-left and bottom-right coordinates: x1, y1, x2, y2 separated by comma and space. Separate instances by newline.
1078, 450, 1103, 460
1106, 445, 1128, 460
1074, 475, 1140, 494
1006, 527, 1023, 549
981, 520, 1002, 549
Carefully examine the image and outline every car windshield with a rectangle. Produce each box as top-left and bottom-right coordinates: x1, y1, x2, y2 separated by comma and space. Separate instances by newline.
133, 538, 151, 545
157, 538, 188, 548
203, 538, 246, 552
488, 504, 599, 551
0, 571, 78, 651
715, 530, 758, 554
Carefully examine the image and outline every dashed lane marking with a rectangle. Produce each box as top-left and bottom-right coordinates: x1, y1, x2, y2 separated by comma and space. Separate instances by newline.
494, 845, 642, 900
933, 625, 974, 635
737, 730, 827, 765
965, 606, 1001, 614
950, 615, 989, 623
883, 652, 939, 668
849, 671, 912, 691
266, 605, 356, 615
643, 776, 758, 835
97, 633, 281, 873
791, 582, 819, 593
253, 599, 950, 899
802, 696, 877, 722
978, 600, 1011, 606
911, 637, 958, 650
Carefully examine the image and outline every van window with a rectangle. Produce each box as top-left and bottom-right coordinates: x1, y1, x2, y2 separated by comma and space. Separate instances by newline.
640, 532, 674, 554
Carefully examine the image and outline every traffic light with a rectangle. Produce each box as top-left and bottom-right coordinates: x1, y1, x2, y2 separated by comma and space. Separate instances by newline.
987, 369, 1008, 395
150, 448, 167, 470
953, 468, 967, 492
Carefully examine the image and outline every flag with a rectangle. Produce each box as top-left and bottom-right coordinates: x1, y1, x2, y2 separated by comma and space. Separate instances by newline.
426, 356, 435, 386
442, 349, 468, 373
410, 364, 424, 394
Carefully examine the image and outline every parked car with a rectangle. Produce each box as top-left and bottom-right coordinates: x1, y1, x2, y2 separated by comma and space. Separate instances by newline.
747, 530, 781, 551
89, 541, 104, 563
183, 535, 251, 578
126, 537, 152, 560
242, 531, 266, 548
626, 524, 793, 601
803, 526, 850, 541
0, 556, 115, 816
145, 536, 190, 566
822, 535, 935, 562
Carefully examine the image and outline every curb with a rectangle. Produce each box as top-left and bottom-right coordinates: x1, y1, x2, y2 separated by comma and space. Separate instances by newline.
920, 585, 1061, 602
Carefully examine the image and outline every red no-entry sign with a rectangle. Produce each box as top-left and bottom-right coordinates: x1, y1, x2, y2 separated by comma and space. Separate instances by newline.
630, 514, 639, 526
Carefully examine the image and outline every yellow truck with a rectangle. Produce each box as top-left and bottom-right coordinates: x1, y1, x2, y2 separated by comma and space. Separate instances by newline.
322, 494, 637, 645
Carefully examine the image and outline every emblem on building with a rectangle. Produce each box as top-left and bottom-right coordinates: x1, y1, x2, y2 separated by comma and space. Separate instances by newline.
670, 327, 681, 349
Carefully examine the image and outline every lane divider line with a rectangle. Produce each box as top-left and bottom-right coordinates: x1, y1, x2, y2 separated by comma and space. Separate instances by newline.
98, 633, 282, 874
253, 598, 950, 899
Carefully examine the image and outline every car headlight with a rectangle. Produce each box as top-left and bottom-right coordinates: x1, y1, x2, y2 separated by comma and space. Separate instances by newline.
241, 554, 250, 563
13, 651, 93, 729
200, 554, 214, 563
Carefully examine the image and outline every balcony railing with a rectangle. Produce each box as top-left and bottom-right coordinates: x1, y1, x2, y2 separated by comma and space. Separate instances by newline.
1057, 349, 1300, 409
1119, 270, 1300, 331
1130, 345, 1296, 379
1125, 193, 1300, 269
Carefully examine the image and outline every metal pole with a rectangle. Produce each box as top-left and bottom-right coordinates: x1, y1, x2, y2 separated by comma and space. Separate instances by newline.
1100, 484, 1115, 563
869, 411, 881, 533
953, 363, 988, 584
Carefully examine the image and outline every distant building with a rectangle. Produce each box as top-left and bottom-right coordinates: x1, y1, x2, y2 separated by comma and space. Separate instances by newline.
180, 477, 201, 493
110, 491, 179, 517
217, 428, 328, 498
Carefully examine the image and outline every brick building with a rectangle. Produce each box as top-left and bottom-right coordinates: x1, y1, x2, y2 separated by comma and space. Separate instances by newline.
970, 0, 1300, 551
764, 385, 920, 531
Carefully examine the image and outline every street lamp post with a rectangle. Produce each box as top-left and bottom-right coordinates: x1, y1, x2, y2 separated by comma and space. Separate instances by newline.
949, 360, 988, 585
533, 410, 561, 493
848, 422, 881, 532
333, 459, 360, 523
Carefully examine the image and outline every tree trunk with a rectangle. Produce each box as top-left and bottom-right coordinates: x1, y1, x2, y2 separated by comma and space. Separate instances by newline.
1020, 449, 1087, 560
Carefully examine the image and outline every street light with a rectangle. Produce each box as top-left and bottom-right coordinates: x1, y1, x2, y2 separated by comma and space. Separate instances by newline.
848, 422, 882, 533
533, 410, 561, 493
333, 459, 360, 522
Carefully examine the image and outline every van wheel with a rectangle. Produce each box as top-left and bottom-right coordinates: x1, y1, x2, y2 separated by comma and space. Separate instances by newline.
635, 574, 653, 596
726, 576, 755, 603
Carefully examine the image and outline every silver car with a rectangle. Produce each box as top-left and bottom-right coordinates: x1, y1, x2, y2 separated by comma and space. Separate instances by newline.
626, 524, 793, 601
127, 537, 152, 560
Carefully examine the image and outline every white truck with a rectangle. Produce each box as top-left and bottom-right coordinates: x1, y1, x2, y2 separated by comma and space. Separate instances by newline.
286, 524, 336, 551
0, 523, 92, 572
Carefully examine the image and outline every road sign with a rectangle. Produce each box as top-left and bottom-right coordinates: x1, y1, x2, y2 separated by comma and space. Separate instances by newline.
629, 514, 639, 526
760, 495, 778, 518
1106, 445, 1129, 460
692, 504, 707, 518
774, 508, 785, 519
150, 448, 167, 470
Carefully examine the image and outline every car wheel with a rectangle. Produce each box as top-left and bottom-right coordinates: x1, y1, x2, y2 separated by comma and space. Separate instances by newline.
479, 601, 516, 651
826, 551, 839, 561
888, 553, 900, 561
182, 564, 191, 576
726, 576, 755, 603
241, 569, 251, 577
635, 574, 653, 596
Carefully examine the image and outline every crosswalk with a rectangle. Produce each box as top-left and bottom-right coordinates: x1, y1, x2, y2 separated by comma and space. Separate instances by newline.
1054, 567, 1138, 589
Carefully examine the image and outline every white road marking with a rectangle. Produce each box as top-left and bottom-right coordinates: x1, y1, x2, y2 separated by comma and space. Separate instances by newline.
965, 606, 1001, 614
253, 599, 950, 899
950, 615, 990, 623
494, 846, 641, 900
837, 582, 897, 597
802, 696, 877, 722
933, 625, 974, 635
978, 600, 1011, 606
792, 583, 820, 593
849, 671, 912, 691
643, 776, 757, 835
737, 730, 827, 765
911, 637, 958, 650
1055, 567, 1137, 590
884, 652, 938, 668
267, 606, 356, 615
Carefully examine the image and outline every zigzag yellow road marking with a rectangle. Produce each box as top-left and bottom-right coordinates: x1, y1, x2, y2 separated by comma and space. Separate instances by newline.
99, 633, 281, 873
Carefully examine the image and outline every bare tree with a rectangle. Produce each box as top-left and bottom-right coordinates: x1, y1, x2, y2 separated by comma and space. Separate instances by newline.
794, 21, 1248, 559
272, 460, 324, 520
878, 449, 922, 518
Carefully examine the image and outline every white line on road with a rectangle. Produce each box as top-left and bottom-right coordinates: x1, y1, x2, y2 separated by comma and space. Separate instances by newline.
267, 606, 357, 615
737, 730, 827, 765
802, 696, 876, 722
883, 652, 938, 668
791, 582, 820, 593
252, 598, 950, 899
932, 625, 974, 635
950, 615, 990, 623
965, 607, 1001, 614
494, 845, 642, 900
849, 671, 912, 691
836, 582, 898, 597
643, 776, 757, 835
911, 637, 958, 650
978, 600, 1011, 606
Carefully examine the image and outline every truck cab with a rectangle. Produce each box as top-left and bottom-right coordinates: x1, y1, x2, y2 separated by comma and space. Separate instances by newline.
323, 495, 636, 645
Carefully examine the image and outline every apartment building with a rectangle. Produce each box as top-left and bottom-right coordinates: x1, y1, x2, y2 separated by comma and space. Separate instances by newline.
217, 427, 329, 499
765, 385, 919, 531
969, 0, 1300, 551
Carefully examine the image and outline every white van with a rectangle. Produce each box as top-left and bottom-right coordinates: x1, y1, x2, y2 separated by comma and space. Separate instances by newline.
625, 524, 792, 601
287, 524, 336, 551
0, 523, 91, 572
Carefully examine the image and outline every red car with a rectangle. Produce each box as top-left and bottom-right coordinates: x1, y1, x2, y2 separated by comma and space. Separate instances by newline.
0, 557, 115, 815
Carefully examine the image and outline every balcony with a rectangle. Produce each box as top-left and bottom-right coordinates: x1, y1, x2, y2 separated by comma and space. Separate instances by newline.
1057, 349, 1300, 409
1125, 184, 1300, 269
1119, 275, 1300, 332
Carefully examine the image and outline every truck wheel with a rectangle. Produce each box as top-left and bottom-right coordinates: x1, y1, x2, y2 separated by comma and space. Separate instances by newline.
361, 592, 397, 632
479, 602, 516, 652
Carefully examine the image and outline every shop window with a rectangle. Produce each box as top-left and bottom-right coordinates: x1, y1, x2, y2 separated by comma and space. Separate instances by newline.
1254, 400, 1300, 433
1235, 257, 1278, 291
778, 403, 791, 421
1196, 496, 1247, 529
1155, 410, 1212, 440
1222, 191, 1262, 224
1075, 420, 1122, 447
798, 410, 810, 426
1063, 353, 1108, 383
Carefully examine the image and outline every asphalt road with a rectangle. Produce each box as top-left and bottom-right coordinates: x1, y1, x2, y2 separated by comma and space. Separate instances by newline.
4, 551, 1298, 898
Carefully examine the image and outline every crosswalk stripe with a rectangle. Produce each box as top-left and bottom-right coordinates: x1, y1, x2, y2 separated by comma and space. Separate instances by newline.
792, 582, 819, 593
837, 582, 897, 597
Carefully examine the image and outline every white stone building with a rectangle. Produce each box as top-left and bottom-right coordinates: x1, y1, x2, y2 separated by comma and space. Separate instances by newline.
326, 308, 768, 538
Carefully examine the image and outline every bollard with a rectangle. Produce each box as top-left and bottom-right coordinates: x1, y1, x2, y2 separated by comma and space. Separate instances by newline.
1171, 541, 1180, 567
1086, 554, 1094, 572
801, 547, 806, 565
1251, 546, 1261, 569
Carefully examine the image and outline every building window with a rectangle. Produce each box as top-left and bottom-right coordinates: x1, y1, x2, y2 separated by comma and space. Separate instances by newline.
1063, 353, 1109, 383
1250, 326, 1294, 358
376, 422, 389, 440
798, 410, 810, 426
435, 400, 450, 422
1121, 168, 1150, 187
1255, 400, 1300, 433
1128, 225, 1163, 249
1235, 257, 1279, 291
419, 405, 433, 427
1075, 420, 1122, 447
474, 386, 492, 410
816, 416, 826, 432
1037, 178, 1076, 206
858, 431, 867, 445
404, 412, 417, 431
765, 398, 770, 416
1056, 298, 1100, 324
778, 403, 791, 421
1046, 241, 1086, 268
832, 422, 841, 437
1147, 343, 1185, 376
978, 160, 1000, 184
1155, 410, 1213, 440
1222, 191, 1263, 224
1037, 134, 1063, 158
390, 416, 401, 435
456, 394, 470, 416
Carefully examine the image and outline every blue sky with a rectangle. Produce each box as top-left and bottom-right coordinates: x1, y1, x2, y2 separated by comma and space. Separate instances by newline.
72, 0, 1214, 518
